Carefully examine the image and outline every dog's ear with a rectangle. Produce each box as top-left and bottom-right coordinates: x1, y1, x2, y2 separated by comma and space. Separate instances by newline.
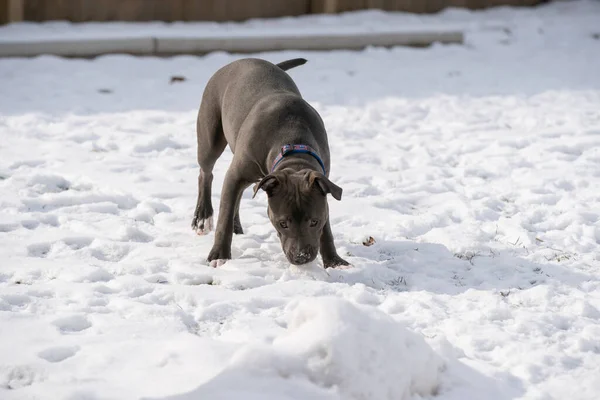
253, 174, 280, 198
306, 171, 343, 201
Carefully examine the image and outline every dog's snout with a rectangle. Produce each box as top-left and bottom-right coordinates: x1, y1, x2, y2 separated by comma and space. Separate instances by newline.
288, 245, 315, 265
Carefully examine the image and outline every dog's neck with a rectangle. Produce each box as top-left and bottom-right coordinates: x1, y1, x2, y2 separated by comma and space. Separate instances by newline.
269, 144, 326, 176
271, 153, 323, 174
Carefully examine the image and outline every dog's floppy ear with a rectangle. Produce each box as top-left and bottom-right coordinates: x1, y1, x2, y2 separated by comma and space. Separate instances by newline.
253, 174, 280, 198
306, 171, 343, 201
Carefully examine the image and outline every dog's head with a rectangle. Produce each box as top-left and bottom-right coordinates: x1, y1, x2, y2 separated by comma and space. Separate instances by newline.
253, 169, 342, 265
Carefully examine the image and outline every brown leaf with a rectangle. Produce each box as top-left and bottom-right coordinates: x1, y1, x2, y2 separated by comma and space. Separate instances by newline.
362, 236, 375, 246
170, 76, 187, 84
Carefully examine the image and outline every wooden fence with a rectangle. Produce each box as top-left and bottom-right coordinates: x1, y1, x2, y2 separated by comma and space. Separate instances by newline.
1, 0, 547, 24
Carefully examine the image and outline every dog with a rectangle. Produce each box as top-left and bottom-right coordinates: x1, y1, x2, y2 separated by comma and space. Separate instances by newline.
191, 57, 349, 268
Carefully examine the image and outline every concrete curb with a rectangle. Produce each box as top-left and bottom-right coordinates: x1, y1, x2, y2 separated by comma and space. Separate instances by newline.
0, 30, 464, 58
156, 31, 464, 54
0, 37, 154, 57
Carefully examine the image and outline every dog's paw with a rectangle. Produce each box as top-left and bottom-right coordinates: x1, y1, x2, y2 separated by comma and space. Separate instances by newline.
233, 221, 244, 235
209, 259, 228, 268
207, 246, 231, 267
193, 216, 213, 236
323, 255, 351, 269
332, 263, 353, 270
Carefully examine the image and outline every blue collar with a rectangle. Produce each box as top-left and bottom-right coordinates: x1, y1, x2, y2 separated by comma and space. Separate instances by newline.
271, 144, 326, 175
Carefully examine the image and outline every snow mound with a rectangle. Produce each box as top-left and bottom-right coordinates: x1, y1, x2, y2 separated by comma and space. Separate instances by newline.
161, 297, 443, 400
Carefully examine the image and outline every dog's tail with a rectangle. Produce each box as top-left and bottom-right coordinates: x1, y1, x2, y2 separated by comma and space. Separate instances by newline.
276, 58, 307, 71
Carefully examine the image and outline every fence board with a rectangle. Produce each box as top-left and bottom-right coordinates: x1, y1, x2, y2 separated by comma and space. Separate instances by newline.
80, 0, 117, 21
424, 0, 448, 13
184, 0, 309, 22
24, 0, 77, 21
310, 0, 338, 13
362, 0, 456, 13
330, 0, 544, 12
1, 0, 23, 23
16, 0, 546, 23
336, 0, 365, 12
80, 0, 186, 22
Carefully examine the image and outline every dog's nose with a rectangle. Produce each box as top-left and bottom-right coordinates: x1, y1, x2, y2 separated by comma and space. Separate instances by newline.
289, 246, 314, 265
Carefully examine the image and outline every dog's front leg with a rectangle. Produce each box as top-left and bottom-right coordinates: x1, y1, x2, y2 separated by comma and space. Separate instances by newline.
207, 169, 247, 266
320, 218, 350, 269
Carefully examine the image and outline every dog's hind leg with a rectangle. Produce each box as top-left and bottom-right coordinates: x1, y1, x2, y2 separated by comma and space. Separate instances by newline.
233, 203, 243, 235
192, 90, 227, 235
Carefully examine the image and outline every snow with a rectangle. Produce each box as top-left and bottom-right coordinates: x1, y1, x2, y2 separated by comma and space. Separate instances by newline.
0, 7, 463, 42
1, 1, 600, 399
158, 298, 443, 400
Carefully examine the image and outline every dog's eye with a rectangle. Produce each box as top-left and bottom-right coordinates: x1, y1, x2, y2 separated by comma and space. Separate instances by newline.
310, 219, 319, 227
279, 221, 288, 229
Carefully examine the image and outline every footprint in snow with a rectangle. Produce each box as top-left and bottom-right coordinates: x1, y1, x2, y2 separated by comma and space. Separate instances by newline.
62, 236, 94, 250
67, 132, 100, 143
0, 294, 31, 310
20, 219, 40, 230
26, 173, 71, 194
0, 272, 11, 283
116, 226, 153, 243
9, 159, 45, 170
78, 267, 114, 283
37, 346, 80, 363
133, 136, 187, 153
0, 365, 44, 389
173, 272, 213, 286
89, 242, 131, 262
21, 192, 138, 213
27, 242, 51, 258
145, 274, 169, 284
127, 286, 154, 298
0, 222, 20, 232
52, 315, 92, 333
31, 214, 59, 227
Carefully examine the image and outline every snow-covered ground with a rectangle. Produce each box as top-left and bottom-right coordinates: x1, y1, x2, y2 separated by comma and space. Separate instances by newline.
1, 1, 600, 399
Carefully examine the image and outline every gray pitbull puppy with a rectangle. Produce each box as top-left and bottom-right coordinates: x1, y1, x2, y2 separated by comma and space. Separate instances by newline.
192, 57, 349, 268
